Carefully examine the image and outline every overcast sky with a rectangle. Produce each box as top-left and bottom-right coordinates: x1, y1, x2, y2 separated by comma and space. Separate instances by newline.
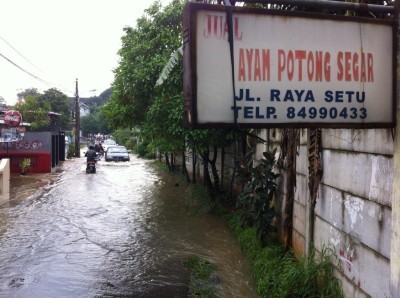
0, 0, 171, 105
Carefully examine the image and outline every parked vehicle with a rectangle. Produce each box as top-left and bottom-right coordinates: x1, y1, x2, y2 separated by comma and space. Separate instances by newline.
105, 146, 130, 162
102, 139, 117, 152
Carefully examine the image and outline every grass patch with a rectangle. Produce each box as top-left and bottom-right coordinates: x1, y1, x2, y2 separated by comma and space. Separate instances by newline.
226, 214, 343, 298
150, 160, 170, 172
185, 256, 217, 298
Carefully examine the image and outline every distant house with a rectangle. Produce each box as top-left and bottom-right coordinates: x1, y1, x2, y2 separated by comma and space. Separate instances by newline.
69, 97, 91, 118
79, 103, 90, 117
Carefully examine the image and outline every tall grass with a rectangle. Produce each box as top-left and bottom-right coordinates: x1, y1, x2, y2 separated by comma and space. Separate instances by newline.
227, 215, 343, 298
185, 256, 217, 298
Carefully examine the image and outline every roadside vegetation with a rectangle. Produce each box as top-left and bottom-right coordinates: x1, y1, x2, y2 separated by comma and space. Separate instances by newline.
13, 88, 71, 131
185, 256, 217, 297
227, 216, 343, 298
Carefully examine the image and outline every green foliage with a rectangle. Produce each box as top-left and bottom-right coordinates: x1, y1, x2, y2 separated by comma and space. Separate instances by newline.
227, 215, 343, 298
156, 46, 183, 86
19, 158, 31, 174
185, 256, 217, 298
150, 160, 170, 172
135, 140, 155, 159
40, 88, 71, 129
277, 246, 342, 298
236, 149, 280, 245
103, 0, 184, 128
14, 88, 71, 130
102, 0, 233, 197
112, 127, 139, 150
80, 107, 111, 136
14, 94, 51, 130
135, 142, 146, 157
142, 93, 184, 155
67, 144, 75, 159
17, 88, 40, 101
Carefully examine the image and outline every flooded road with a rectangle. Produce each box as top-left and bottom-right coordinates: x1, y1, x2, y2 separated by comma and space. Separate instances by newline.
0, 155, 257, 297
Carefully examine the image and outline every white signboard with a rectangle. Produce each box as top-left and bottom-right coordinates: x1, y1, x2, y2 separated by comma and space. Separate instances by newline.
184, 4, 395, 128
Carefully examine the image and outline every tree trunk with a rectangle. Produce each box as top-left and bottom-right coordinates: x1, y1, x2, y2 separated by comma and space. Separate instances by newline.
165, 153, 172, 172
209, 146, 221, 195
182, 145, 190, 183
283, 128, 297, 251
201, 151, 214, 195
170, 153, 174, 171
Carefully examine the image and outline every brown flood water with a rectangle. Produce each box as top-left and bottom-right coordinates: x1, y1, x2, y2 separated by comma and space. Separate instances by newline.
0, 155, 258, 297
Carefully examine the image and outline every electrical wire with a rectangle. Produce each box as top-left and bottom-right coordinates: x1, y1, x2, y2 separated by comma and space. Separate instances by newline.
0, 36, 43, 74
0, 52, 74, 95
0, 36, 76, 95
0, 52, 53, 86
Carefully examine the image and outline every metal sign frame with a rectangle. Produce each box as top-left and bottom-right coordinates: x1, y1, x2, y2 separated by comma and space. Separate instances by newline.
183, 2, 398, 129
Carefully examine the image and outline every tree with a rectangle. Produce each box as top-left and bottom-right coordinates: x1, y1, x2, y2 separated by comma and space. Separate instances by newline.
103, 0, 234, 194
80, 108, 111, 136
17, 88, 40, 101
14, 94, 50, 130
13, 88, 71, 131
39, 88, 71, 129
102, 0, 184, 128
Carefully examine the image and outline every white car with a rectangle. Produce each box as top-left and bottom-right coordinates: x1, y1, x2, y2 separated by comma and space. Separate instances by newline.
102, 139, 117, 152
105, 146, 130, 162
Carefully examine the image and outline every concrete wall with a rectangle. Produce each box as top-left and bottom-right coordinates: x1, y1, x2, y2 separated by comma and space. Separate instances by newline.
0, 131, 52, 153
316, 128, 392, 297
260, 128, 393, 297
175, 126, 393, 297
0, 132, 60, 173
0, 158, 10, 205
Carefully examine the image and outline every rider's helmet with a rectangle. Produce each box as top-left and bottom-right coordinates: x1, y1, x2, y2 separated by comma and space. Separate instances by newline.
89, 145, 94, 150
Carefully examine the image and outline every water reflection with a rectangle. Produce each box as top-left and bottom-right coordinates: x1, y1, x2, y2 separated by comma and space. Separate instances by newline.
0, 155, 257, 297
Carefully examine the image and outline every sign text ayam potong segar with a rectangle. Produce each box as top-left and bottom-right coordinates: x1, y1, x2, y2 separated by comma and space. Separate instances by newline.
193, 9, 393, 126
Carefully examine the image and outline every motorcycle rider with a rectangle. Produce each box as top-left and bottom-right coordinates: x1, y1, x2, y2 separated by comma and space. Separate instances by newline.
94, 142, 104, 156
85, 145, 97, 172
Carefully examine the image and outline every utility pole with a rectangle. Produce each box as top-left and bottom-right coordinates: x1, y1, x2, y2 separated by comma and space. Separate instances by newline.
74, 78, 80, 157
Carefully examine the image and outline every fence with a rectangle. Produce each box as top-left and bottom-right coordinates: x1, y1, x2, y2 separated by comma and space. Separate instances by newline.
0, 152, 51, 174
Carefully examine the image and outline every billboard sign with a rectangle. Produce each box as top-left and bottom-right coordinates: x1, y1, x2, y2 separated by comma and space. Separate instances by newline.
183, 3, 396, 128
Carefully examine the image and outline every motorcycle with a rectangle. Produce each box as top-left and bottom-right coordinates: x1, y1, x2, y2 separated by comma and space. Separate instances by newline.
94, 151, 101, 162
84, 151, 99, 174
86, 160, 96, 174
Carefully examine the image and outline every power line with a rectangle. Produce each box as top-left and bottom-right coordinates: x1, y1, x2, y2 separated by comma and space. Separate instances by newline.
0, 36, 75, 94
0, 51, 74, 95
0, 52, 52, 85
0, 36, 43, 74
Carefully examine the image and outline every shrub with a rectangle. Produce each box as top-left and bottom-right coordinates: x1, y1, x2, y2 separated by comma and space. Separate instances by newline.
227, 214, 343, 298
236, 149, 280, 245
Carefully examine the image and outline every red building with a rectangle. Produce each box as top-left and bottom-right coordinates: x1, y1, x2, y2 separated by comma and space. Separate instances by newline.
0, 111, 66, 174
